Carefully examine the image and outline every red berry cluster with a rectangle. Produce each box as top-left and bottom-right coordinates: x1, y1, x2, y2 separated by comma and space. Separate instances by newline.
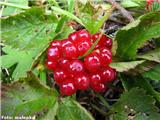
45, 29, 116, 96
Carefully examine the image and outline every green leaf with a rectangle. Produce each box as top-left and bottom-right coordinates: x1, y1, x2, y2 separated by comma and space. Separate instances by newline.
1, 7, 58, 51
120, 74, 160, 103
110, 88, 160, 120
57, 97, 94, 120
151, 1, 160, 12
143, 64, 160, 81
51, 6, 84, 26
78, 1, 112, 34
120, 0, 144, 8
1, 0, 29, 16
67, 0, 75, 13
0, 46, 37, 80
40, 101, 59, 120
55, 24, 74, 40
130, 61, 158, 75
115, 12, 160, 60
1, 72, 58, 119
137, 48, 160, 63
109, 60, 145, 72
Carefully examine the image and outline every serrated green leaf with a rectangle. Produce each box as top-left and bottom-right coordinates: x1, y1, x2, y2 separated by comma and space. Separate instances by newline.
115, 12, 160, 60
110, 88, 160, 120
0, 46, 37, 80
1, 72, 58, 119
1, 7, 58, 51
120, 74, 160, 103
137, 48, 160, 63
109, 60, 145, 72
143, 65, 160, 81
57, 97, 94, 120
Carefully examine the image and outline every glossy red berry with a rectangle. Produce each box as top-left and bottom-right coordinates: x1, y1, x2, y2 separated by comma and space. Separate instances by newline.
84, 52, 101, 73
77, 40, 92, 56
74, 74, 90, 90
62, 43, 78, 59
47, 47, 61, 60
100, 36, 112, 50
61, 39, 73, 48
68, 31, 78, 44
54, 68, 68, 85
100, 67, 116, 83
58, 57, 70, 70
60, 80, 76, 96
92, 33, 99, 42
45, 60, 57, 70
77, 29, 91, 42
90, 73, 103, 86
68, 60, 85, 74
99, 47, 112, 66
92, 33, 112, 49
91, 83, 106, 92
50, 40, 62, 49
92, 33, 102, 49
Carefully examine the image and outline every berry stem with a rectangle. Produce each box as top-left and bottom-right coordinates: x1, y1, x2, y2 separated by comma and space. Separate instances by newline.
78, 32, 104, 59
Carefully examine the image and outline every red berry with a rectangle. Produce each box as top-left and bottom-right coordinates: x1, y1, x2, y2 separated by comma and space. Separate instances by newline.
47, 47, 61, 60
50, 40, 62, 48
92, 33, 102, 49
60, 80, 76, 96
62, 43, 78, 59
77, 40, 92, 56
84, 52, 101, 73
92, 83, 106, 92
61, 39, 73, 48
58, 57, 70, 70
100, 36, 112, 50
45, 60, 57, 70
54, 68, 68, 85
90, 73, 103, 84
68, 60, 85, 74
92, 33, 99, 42
99, 47, 112, 66
92, 33, 112, 49
77, 29, 91, 42
74, 74, 90, 90
68, 31, 78, 44
146, 0, 154, 5
100, 67, 116, 83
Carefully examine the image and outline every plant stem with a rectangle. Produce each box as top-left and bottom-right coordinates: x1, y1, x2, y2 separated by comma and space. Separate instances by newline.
96, 93, 110, 109
0, 2, 30, 9
91, 104, 107, 116
106, 0, 134, 22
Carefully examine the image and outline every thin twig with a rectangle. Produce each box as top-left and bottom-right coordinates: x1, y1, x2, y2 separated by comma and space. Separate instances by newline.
96, 93, 110, 109
105, 0, 134, 22
91, 104, 107, 116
